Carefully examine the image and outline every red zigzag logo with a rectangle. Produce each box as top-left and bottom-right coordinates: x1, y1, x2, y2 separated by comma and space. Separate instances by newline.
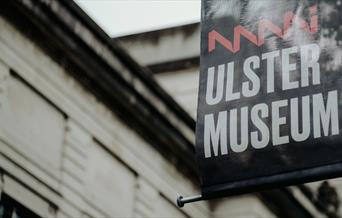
208, 5, 318, 53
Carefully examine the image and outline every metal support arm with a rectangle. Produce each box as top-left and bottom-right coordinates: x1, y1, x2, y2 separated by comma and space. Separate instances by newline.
177, 194, 204, 207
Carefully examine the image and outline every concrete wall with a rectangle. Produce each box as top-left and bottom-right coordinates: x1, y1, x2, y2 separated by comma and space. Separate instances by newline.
118, 24, 201, 119
119, 24, 200, 66
155, 68, 199, 118
0, 17, 210, 218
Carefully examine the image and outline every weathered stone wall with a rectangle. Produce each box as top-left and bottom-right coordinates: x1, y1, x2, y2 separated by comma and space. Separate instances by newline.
0, 17, 210, 218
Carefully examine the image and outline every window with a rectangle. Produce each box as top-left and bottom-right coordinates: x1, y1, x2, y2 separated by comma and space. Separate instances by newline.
0, 194, 40, 218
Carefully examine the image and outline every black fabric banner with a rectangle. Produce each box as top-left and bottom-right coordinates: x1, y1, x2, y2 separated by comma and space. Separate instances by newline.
197, 0, 342, 198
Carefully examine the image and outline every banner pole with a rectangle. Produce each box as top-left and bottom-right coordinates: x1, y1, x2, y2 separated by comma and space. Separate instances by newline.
177, 194, 204, 207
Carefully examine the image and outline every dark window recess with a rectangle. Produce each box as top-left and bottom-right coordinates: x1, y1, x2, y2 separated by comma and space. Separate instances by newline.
0, 193, 40, 218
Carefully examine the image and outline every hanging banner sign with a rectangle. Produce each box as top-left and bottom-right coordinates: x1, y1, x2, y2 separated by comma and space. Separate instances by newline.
196, 0, 342, 199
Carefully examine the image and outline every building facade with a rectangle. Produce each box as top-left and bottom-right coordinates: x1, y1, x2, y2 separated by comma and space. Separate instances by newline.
0, 0, 340, 218
0, 1, 205, 217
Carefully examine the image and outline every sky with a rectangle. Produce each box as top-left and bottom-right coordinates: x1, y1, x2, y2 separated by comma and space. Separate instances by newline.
75, 0, 201, 37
